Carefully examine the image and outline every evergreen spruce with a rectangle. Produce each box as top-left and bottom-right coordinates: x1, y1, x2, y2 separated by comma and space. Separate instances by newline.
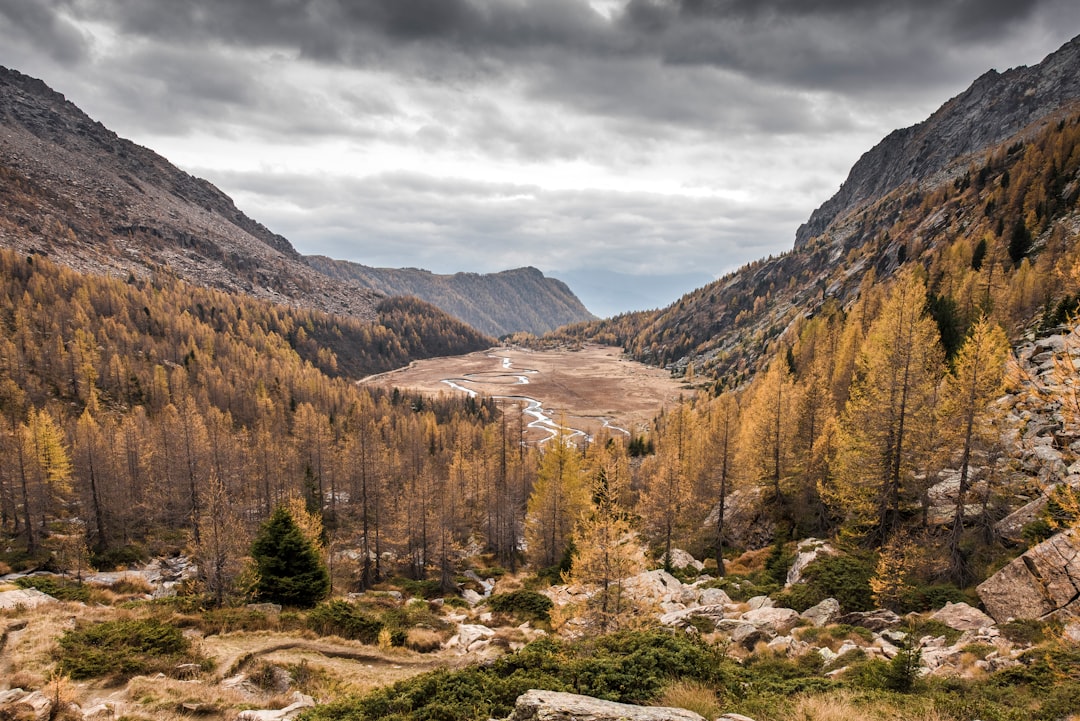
251, 506, 329, 608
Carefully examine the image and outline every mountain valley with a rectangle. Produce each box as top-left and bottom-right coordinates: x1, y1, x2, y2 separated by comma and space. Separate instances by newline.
4, 27, 1080, 721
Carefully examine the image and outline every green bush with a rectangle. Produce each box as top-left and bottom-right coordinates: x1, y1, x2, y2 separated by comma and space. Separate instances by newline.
307, 600, 383, 643
897, 583, 969, 613
15, 575, 91, 602
303, 630, 731, 721
56, 618, 205, 680
395, 578, 443, 600
1000, 618, 1053, 646
90, 545, 147, 571
909, 618, 963, 645
487, 590, 553, 623
772, 554, 874, 613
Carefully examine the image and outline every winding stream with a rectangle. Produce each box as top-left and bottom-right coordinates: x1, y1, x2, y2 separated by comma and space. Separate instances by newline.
440, 353, 628, 444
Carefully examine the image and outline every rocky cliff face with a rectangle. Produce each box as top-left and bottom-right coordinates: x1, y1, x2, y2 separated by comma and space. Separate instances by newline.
308, 257, 595, 336
0, 66, 381, 321
795, 34, 1080, 247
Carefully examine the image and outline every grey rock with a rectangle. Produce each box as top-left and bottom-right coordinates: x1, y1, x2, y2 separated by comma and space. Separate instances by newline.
697, 587, 732, 606
930, 602, 995, 631
498, 689, 706, 721
786, 539, 835, 587
801, 598, 841, 627
746, 595, 774, 610
237, 693, 315, 721
795, 36, 1080, 248
662, 548, 705, 572
835, 609, 901, 631
977, 528, 1080, 622
740, 607, 800, 635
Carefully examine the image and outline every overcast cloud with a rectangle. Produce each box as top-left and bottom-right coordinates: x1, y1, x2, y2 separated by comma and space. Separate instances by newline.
1, 0, 1079, 316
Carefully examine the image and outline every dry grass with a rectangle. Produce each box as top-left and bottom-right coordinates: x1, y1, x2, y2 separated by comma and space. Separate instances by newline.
776, 691, 952, 721
0, 601, 119, 682
406, 627, 448, 653
725, 547, 773, 576
125, 674, 254, 718
655, 679, 723, 719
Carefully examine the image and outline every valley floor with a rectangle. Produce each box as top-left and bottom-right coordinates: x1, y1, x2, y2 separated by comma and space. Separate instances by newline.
363, 344, 689, 443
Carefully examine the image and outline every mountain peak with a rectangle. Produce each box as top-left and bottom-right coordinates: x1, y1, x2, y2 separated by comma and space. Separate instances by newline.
794, 32, 1080, 248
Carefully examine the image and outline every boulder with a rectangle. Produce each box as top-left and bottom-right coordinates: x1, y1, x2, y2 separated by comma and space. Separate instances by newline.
716, 619, 773, 649
0, 587, 57, 609
498, 689, 706, 721
0, 689, 51, 721
237, 694, 315, 721
663, 549, 705, 572
82, 702, 116, 720
746, 595, 774, 610
622, 570, 686, 606
447, 624, 496, 652
930, 602, 995, 631
698, 587, 732, 606
835, 609, 901, 631
977, 528, 1080, 622
786, 539, 835, 587
800, 598, 841, 627
740, 607, 800, 635
659, 604, 729, 631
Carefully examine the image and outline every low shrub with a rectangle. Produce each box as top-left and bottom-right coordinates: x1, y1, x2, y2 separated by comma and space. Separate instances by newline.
487, 589, 554, 623
307, 600, 383, 643
304, 630, 731, 721
394, 579, 443, 600
897, 583, 969, 614
999, 618, 1053, 646
15, 575, 91, 602
108, 576, 154, 596
908, 618, 963, 646
772, 554, 874, 613
90, 545, 147, 571
56, 618, 206, 681
188, 607, 287, 635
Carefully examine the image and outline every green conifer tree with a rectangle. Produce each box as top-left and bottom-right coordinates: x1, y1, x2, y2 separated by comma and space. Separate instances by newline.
251, 505, 330, 608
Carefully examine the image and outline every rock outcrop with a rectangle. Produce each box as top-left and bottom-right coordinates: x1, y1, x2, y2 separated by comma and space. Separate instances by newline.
977, 528, 1080, 622
0, 587, 57, 609
497, 689, 708, 721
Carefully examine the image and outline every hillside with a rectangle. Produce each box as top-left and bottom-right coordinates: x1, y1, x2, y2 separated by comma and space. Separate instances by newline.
547, 34, 1080, 386
0, 67, 391, 322
308, 257, 595, 337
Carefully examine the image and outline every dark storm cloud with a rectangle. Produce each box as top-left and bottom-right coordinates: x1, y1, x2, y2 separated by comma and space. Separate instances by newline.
10, 0, 1078, 138
0, 0, 90, 65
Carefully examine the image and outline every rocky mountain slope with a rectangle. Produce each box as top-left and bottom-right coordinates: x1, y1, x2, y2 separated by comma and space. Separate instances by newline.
308, 257, 594, 337
0, 66, 384, 321
795, 34, 1080, 247
550, 33, 1080, 384
0, 64, 595, 339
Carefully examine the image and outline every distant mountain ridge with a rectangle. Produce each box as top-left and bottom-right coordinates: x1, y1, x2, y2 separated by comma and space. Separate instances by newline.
0, 65, 592, 340
308, 257, 595, 337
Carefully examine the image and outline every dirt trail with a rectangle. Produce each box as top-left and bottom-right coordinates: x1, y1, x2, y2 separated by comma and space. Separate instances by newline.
204, 631, 447, 681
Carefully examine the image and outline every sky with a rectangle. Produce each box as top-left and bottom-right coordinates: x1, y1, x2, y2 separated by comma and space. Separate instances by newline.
2, 1, 1080, 317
